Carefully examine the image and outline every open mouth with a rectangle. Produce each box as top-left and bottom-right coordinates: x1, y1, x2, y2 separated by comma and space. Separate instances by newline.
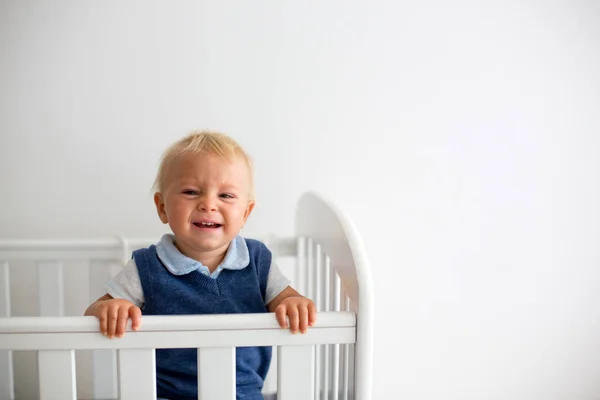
193, 222, 223, 229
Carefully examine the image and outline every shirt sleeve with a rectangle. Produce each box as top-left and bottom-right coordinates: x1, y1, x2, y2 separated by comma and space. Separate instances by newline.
105, 258, 145, 308
265, 260, 291, 305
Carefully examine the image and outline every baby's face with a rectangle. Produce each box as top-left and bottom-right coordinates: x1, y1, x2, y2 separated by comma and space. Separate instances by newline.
154, 152, 254, 261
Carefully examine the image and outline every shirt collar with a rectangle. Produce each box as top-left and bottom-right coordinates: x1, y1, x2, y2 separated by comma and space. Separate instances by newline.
155, 234, 249, 275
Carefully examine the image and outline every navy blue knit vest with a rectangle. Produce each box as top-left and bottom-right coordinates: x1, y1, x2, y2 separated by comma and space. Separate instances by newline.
133, 238, 272, 400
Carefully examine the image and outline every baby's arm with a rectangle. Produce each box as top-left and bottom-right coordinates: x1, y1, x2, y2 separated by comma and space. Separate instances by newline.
84, 294, 142, 339
267, 286, 317, 334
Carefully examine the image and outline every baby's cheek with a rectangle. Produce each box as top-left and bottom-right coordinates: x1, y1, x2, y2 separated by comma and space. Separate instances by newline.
170, 201, 189, 214
233, 209, 248, 223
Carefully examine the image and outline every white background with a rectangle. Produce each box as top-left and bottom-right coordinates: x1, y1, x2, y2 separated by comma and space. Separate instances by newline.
1, 1, 600, 399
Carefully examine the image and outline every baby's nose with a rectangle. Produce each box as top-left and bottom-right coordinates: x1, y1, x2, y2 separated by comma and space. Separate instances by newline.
198, 197, 217, 211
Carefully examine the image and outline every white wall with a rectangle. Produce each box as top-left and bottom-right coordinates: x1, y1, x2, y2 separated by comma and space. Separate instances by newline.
2, 1, 600, 399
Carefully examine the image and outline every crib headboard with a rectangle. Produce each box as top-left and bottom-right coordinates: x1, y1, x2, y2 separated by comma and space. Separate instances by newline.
296, 192, 374, 400
0, 191, 373, 400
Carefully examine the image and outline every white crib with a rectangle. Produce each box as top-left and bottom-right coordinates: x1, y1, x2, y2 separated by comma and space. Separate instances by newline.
0, 192, 373, 400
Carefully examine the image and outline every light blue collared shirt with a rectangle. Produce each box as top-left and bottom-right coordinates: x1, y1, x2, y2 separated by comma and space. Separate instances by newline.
157, 234, 249, 278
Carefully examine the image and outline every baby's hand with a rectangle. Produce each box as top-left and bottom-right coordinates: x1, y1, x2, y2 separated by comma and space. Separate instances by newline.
275, 296, 317, 334
89, 298, 141, 339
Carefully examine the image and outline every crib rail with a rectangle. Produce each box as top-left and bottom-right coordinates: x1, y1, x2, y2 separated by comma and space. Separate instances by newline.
0, 312, 355, 400
0, 312, 355, 338
0, 238, 153, 264
0, 236, 298, 263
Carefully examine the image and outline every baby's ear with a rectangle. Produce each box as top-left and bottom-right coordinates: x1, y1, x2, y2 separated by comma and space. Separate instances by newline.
243, 200, 255, 222
154, 192, 169, 224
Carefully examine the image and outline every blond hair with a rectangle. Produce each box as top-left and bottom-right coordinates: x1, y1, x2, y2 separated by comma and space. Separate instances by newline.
154, 130, 254, 199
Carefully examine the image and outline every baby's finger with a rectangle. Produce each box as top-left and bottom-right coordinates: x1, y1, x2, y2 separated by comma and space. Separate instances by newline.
275, 304, 287, 329
116, 307, 129, 338
129, 306, 142, 331
107, 306, 119, 338
308, 301, 318, 326
287, 305, 299, 334
98, 308, 108, 336
299, 304, 309, 334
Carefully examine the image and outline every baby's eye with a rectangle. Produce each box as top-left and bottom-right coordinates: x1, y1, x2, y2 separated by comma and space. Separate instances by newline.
183, 190, 198, 195
220, 193, 235, 199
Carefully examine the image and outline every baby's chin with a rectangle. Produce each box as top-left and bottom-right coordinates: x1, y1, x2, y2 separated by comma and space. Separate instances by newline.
174, 237, 226, 255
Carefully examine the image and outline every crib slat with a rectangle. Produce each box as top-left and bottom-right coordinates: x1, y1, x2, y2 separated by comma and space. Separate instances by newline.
37, 261, 67, 399
38, 350, 76, 400
344, 294, 357, 400
314, 244, 322, 399
0, 263, 9, 317
323, 255, 331, 312
89, 260, 119, 399
306, 238, 314, 302
315, 243, 322, 310
118, 348, 156, 399
0, 349, 12, 400
342, 352, 351, 399
198, 347, 235, 400
322, 255, 331, 399
347, 343, 356, 400
332, 271, 341, 399
306, 237, 319, 398
278, 345, 314, 400
36, 261, 64, 316
0, 262, 14, 400
92, 350, 117, 398
341, 288, 350, 400
296, 237, 305, 293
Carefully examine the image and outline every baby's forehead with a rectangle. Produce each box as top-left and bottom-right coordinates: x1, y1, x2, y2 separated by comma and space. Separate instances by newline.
165, 151, 251, 182
180, 151, 247, 169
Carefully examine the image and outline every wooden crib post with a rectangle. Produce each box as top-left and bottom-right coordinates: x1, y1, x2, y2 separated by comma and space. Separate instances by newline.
36, 260, 76, 399
89, 260, 119, 399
